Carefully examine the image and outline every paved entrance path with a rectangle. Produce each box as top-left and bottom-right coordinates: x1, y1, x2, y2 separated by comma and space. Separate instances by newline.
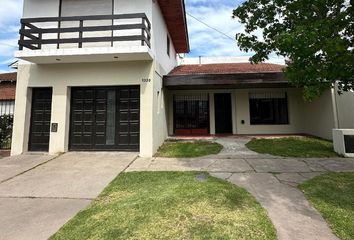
127, 137, 354, 240
0, 152, 137, 240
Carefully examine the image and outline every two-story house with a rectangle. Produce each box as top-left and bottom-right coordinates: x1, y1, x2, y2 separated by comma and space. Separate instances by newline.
12, 0, 354, 157
12, 0, 189, 157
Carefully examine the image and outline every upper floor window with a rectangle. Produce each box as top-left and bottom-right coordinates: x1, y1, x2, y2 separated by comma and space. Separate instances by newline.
167, 35, 170, 57
249, 92, 289, 125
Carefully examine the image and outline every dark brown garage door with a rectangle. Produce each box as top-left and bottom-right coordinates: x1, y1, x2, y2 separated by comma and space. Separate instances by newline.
29, 88, 53, 151
69, 86, 140, 151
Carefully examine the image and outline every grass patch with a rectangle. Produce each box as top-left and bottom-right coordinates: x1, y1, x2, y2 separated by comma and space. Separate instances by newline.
50, 172, 276, 240
155, 140, 223, 158
299, 173, 354, 240
246, 137, 338, 158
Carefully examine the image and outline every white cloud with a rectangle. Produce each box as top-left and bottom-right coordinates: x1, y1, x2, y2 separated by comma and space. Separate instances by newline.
0, 0, 23, 31
0, 0, 22, 72
0, 38, 18, 57
185, 0, 285, 64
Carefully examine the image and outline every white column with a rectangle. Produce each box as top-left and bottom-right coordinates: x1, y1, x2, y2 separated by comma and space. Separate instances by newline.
11, 66, 31, 156
331, 83, 339, 129
139, 66, 155, 157
209, 93, 215, 135
48, 85, 70, 154
232, 91, 237, 134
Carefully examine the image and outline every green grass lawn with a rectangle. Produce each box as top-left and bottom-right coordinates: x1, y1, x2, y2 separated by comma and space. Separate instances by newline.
299, 173, 354, 240
50, 172, 276, 240
155, 140, 223, 158
246, 137, 338, 158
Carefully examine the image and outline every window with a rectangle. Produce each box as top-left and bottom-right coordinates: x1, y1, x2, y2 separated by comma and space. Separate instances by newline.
173, 94, 209, 134
249, 92, 289, 125
167, 35, 170, 56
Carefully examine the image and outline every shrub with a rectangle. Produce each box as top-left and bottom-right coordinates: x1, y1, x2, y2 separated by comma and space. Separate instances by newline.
0, 115, 13, 148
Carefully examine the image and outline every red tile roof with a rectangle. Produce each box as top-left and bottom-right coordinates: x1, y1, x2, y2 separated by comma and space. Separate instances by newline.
0, 72, 17, 82
169, 63, 285, 75
0, 83, 16, 100
0, 73, 17, 100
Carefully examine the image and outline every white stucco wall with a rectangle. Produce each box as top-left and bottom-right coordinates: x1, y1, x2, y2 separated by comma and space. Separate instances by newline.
23, 0, 60, 18
168, 88, 306, 136
234, 88, 305, 135
335, 90, 354, 129
167, 88, 337, 139
302, 89, 335, 140
22, 0, 60, 50
151, 1, 177, 74
60, 0, 113, 48
112, 0, 152, 48
148, 1, 178, 154
62, 0, 112, 16
11, 61, 156, 157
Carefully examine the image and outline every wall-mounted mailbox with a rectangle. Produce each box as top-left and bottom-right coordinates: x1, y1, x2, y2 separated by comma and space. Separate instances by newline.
333, 129, 354, 157
51, 123, 58, 133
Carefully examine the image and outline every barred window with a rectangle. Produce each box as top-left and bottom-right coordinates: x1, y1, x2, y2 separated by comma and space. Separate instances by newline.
0, 100, 15, 116
249, 92, 289, 125
173, 94, 209, 131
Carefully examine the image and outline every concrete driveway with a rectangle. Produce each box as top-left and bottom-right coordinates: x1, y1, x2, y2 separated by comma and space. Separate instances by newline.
0, 152, 137, 240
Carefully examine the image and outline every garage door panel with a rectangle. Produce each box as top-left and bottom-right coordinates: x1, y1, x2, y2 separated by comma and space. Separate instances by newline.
120, 101, 129, 110
130, 112, 139, 120
119, 89, 130, 98
119, 112, 129, 121
70, 86, 140, 151
130, 123, 140, 133
119, 123, 129, 133
130, 89, 139, 98
131, 100, 139, 110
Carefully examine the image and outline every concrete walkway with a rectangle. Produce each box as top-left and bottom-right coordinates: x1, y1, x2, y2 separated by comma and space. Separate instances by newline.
126, 137, 354, 240
0, 152, 137, 240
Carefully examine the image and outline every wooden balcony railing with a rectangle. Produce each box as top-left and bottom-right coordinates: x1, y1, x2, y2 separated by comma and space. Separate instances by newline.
19, 13, 151, 50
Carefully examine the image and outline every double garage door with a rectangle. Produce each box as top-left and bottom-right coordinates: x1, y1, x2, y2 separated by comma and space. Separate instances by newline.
70, 86, 140, 151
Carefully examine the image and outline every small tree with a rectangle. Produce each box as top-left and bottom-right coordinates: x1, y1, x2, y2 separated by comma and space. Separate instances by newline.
233, 0, 354, 100
0, 115, 13, 148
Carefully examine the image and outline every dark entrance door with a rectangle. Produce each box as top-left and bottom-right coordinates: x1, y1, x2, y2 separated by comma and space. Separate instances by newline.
69, 86, 140, 151
214, 93, 232, 134
29, 88, 53, 151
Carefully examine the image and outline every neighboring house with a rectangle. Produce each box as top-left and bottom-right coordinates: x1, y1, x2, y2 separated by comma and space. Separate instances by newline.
11, 0, 354, 157
0, 72, 16, 116
164, 59, 354, 141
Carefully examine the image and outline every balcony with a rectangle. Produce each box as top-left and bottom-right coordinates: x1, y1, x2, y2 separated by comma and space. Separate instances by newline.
16, 13, 153, 64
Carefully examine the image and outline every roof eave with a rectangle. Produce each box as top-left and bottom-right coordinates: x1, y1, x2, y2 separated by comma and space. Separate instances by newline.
158, 0, 190, 53
163, 72, 288, 89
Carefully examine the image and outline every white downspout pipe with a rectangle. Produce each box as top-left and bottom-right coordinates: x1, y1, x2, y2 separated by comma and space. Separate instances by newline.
331, 82, 340, 129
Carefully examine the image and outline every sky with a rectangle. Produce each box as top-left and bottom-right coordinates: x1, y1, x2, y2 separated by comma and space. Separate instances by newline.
0, 0, 284, 73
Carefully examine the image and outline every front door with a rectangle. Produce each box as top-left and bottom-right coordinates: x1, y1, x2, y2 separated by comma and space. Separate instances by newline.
69, 86, 140, 151
28, 88, 53, 151
214, 93, 232, 134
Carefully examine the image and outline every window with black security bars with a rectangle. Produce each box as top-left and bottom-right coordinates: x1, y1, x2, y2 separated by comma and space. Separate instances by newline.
249, 92, 289, 125
173, 94, 209, 135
